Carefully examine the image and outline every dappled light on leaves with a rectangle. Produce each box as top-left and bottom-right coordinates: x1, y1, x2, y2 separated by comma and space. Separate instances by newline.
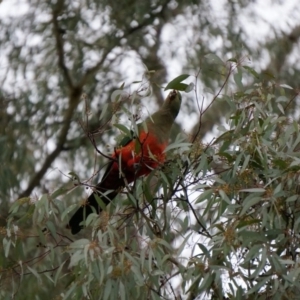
2, 0, 300, 299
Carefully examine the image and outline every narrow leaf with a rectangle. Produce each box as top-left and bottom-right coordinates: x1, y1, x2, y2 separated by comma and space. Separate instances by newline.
164, 74, 190, 91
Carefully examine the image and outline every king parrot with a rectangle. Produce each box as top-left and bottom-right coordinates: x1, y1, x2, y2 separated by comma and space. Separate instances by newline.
68, 90, 182, 234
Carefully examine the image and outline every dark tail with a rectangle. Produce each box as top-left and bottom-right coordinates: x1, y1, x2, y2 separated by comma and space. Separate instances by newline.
68, 190, 116, 234
68, 160, 130, 234
68, 170, 126, 234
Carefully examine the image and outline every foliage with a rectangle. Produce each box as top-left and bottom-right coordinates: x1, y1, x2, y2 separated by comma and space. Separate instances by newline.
1, 0, 300, 299
2, 56, 300, 299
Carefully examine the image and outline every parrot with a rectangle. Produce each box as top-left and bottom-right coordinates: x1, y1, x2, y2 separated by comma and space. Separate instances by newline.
68, 90, 182, 234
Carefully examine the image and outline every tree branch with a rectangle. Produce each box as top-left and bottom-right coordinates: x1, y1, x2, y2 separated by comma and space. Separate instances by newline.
17, 5, 85, 199
51, 1, 74, 89
18, 88, 82, 199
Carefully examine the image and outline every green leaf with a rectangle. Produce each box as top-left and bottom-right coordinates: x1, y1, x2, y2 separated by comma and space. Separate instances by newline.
204, 53, 224, 65
185, 82, 194, 93
198, 273, 214, 292
3, 238, 11, 258
51, 187, 68, 198
273, 183, 282, 195
236, 218, 260, 229
218, 151, 234, 163
54, 261, 66, 286
27, 265, 41, 283
119, 282, 126, 300
176, 232, 192, 255
240, 154, 251, 173
103, 279, 112, 300
111, 89, 127, 102
164, 142, 192, 152
46, 220, 57, 238
236, 287, 244, 300
279, 83, 293, 89
219, 189, 232, 204
83, 212, 98, 228
186, 274, 202, 294
227, 58, 238, 63
242, 244, 262, 264
240, 195, 261, 216
249, 247, 267, 279
273, 158, 288, 169
68, 172, 80, 181
195, 189, 213, 204
234, 69, 243, 89
113, 123, 132, 136
69, 238, 91, 249
197, 243, 210, 258
243, 65, 259, 79
156, 238, 172, 250
61, 203, 78, 221
214, 130, 234, 145
99, 102, 109, 121
286, 195, 298, 202
239, 188, 265, 192
238, 231, 267, 246
95, 192, 111, 211
247, 276, 270, 295
33, 194, 48, 224
9, 197, 30, 214
63, 284, 77, 300
164, 74, 190, 91
232, 152, 243, 174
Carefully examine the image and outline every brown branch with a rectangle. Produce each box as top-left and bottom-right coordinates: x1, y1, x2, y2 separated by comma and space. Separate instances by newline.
263, 24, 300, 76
192, 63, 233, 143
79, 48, 113, 87
18, 89, 82, 199
17, 6, 85, 199
51, 1, 74, 89
87, 132, 117, 162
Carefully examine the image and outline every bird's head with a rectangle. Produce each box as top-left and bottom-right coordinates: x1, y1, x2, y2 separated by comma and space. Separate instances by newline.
163, 90, 182, 119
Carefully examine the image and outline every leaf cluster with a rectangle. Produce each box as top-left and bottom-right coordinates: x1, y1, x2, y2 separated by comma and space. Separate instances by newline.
3, 63, 300, 299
